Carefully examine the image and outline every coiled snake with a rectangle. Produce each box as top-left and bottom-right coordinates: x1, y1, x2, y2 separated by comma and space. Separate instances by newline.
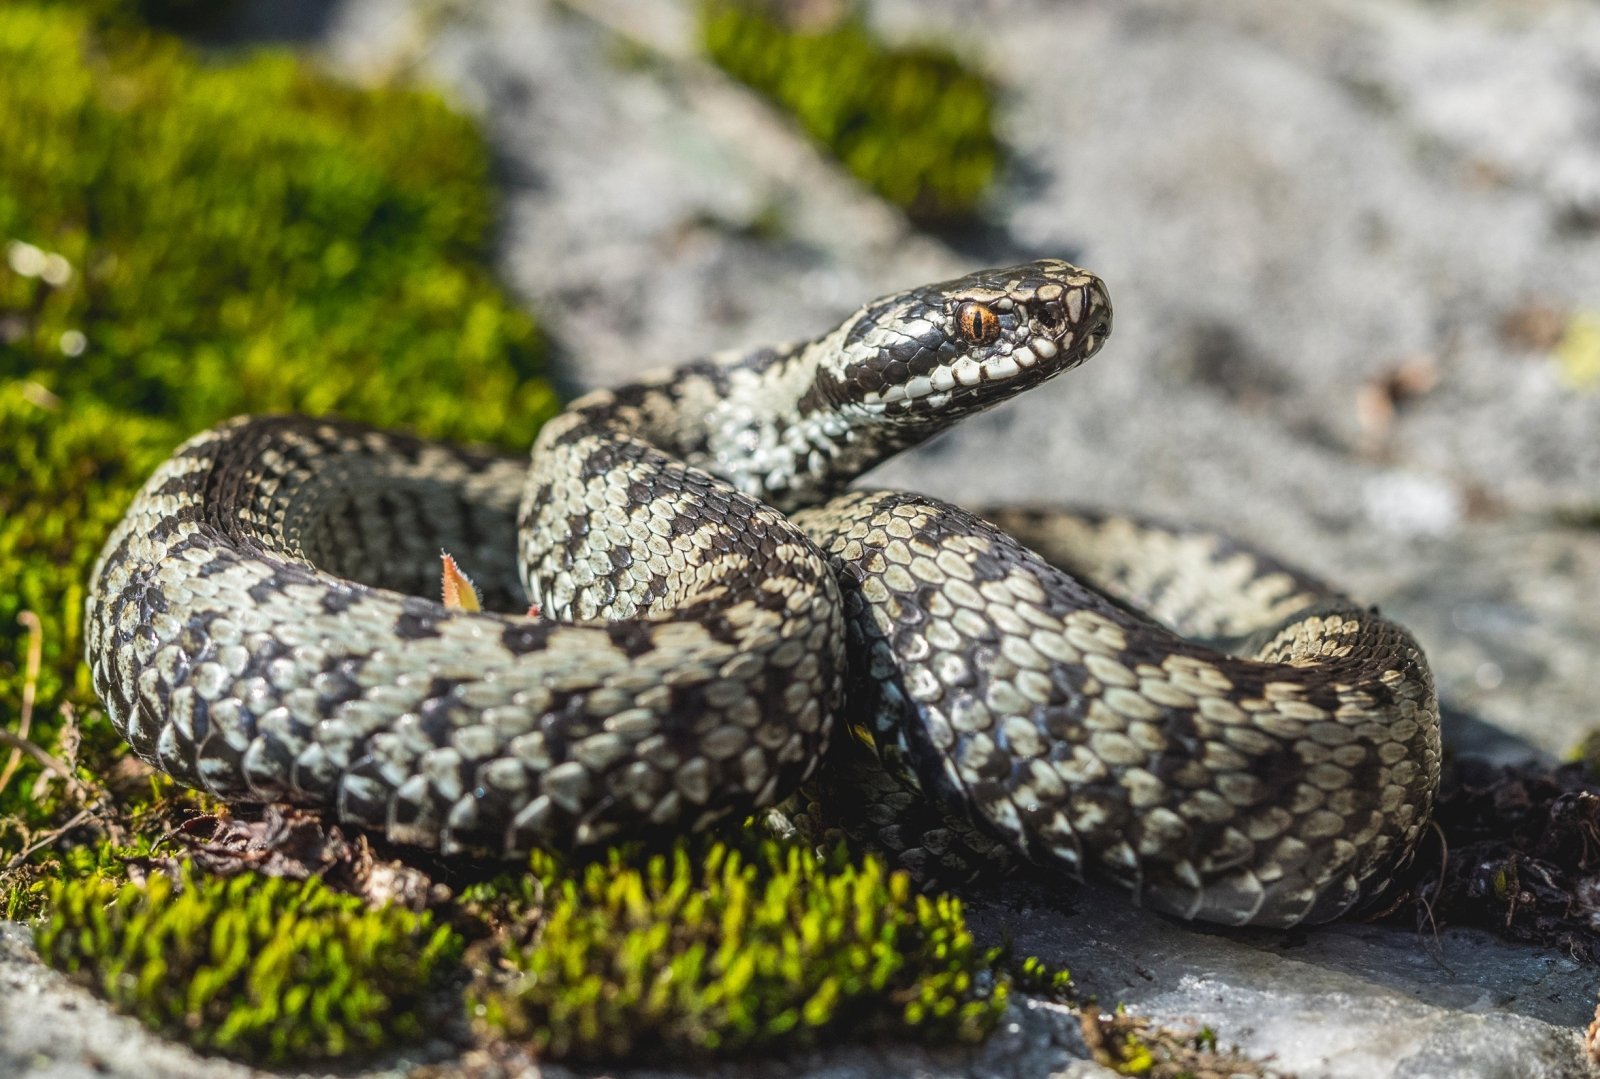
86, 261, 1439, 928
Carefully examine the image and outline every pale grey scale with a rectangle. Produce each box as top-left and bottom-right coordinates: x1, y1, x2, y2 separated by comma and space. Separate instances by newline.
792, 491, 1440, 928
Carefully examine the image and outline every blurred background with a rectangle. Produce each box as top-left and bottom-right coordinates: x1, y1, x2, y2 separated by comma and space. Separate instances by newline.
4, 0, 1599, 828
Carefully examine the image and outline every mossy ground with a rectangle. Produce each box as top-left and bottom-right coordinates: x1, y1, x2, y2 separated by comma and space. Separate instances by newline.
1077, 1007, 1284, 1079
700, 0, 999, 223
21, 815, 1030, 1065
0, 0, 536, 1061
34, 864, 464, 1062
466, 840, 1008, 1060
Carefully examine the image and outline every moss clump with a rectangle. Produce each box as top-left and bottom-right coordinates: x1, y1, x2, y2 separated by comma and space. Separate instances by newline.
0, 7, 552, 439
0, 3, 556, 830
0, 385, 174, 748
468, 838, 1009, 1060
700, 0, 999, 222
34, 863, 463, 1062
1013, 953, 1073, 998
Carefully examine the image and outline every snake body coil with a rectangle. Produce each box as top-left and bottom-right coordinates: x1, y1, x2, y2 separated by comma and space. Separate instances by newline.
86, 261, 1439, 927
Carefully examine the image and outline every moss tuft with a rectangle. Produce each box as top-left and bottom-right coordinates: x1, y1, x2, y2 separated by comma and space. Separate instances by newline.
468, 837, 1009, 1060
34, 862, 463, 1062
1013, 953, 1073, 998
700, 0, 999, 222
0, 384, 174, 746
0, 6, 554, 441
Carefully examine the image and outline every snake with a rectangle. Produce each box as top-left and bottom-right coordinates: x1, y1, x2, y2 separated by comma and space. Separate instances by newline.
85, 260, 1440, 928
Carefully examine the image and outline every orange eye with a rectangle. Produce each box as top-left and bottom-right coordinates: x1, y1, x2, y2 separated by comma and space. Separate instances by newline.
957, 301, 1000, 345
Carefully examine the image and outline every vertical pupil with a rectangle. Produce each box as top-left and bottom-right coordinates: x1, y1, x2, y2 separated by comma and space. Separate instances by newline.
962, 303, 990, 341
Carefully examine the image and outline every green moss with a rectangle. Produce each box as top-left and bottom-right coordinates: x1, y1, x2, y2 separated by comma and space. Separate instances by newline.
0, 385, 173, 745
0, 8, 552, 438
700, 0, 999, 222
34, 863, 463, 1061
1013, 953, 1073, 998
4, 828, 174, 919
467, 838, 1009, 1060
0, 3, 556, 829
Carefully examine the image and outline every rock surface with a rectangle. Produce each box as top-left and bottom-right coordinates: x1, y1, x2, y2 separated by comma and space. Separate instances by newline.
6, 0, 1598, 1077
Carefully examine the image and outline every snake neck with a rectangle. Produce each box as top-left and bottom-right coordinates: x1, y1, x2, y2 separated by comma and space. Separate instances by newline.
544, 332, 938, 516
693, 331, 942, 513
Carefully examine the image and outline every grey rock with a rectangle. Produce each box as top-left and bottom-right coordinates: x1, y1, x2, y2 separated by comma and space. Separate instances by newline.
972, 881, 1598, 1079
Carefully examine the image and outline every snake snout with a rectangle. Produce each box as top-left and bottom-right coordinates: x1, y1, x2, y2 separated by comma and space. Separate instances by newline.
1032, 271, 1111, 363
1071, 276, 1113, 362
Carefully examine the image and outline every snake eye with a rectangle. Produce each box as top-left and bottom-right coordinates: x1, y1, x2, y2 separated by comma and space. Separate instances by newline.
956, 301, 1000, 345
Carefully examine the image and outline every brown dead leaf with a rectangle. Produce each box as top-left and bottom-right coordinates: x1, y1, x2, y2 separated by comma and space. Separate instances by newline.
164, 804, 437, 911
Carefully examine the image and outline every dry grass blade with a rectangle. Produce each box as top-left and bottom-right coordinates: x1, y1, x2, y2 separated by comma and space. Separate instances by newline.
0, 611, 48, 794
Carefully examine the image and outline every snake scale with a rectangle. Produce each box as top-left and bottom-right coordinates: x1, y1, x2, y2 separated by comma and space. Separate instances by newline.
86, 260, 1440, 928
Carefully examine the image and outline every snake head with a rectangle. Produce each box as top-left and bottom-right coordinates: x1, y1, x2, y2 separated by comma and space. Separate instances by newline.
819, 259, 1112, 423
